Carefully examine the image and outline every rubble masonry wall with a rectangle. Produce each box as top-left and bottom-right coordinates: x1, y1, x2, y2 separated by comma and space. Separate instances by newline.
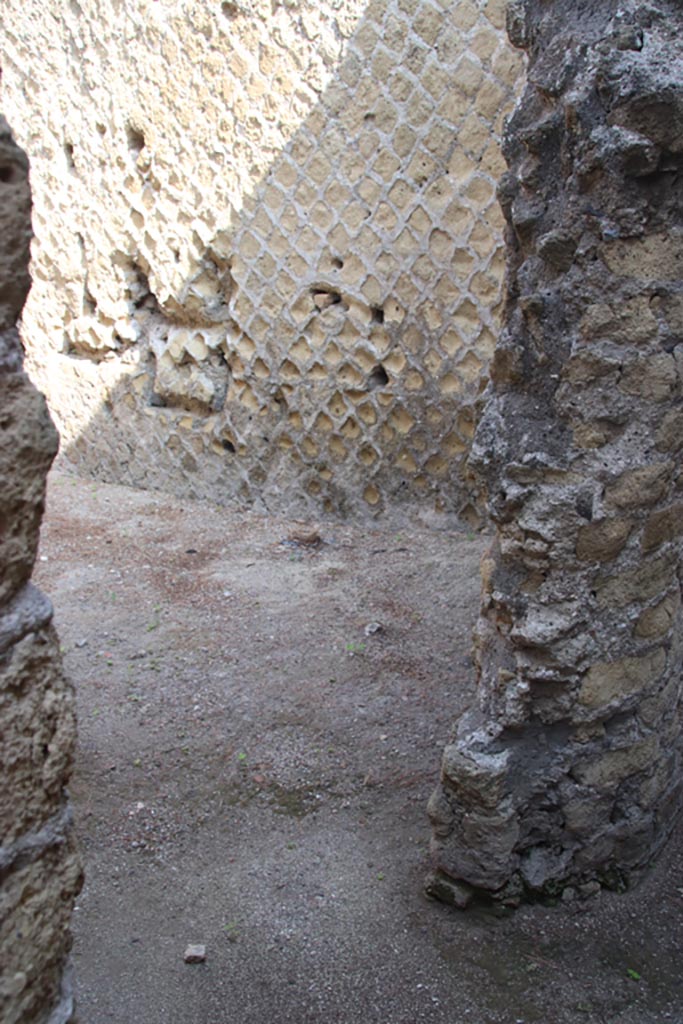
0, 114, 82, 1024
428, 0, 683, 906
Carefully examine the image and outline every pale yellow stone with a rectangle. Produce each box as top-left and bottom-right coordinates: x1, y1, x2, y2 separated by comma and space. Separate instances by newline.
414, 3, 442, 45
455, 57, 483, 98
457, 352, 483, 383
440, 329, 464, 357
465, 175, 496, 208
240, 386, 260, 412
358, 402, 377, 425
363, 484, 381, 505
579, 650, 667, 710
389, 407, 416, 434
405, 370, 425, 391
425, 454, 448, 477
458, 114, 491, 157
373, 149, 401, 181
314, 412, 333, 433
338, 363, 363, 387
311, 203, 333, 231
396, 450, 418, 473
384, 351, 406, 374
301, 437, 319, 457
448, 148, 477, 182
454, 300, 480, 334
405, 209, 430, 238
361, 276, 382, 305
492, 47, 523, 87
573, 736, 659, 789
329, 436, 348, 460
308, 362, 327, 381
328, 391, 346, 417
351, 348, 376, 373
407, 151, 438, 185
635, 595, 678, 639
280, 360, 300, 381
442, 432, 467, 456
359, 446, 378, 465
387, 180, 413, 211
470, 271, 498, 303
440, 372, 463, 396
422, 304, 444, 331
470, 28, 499, 63
475, 327, 497, 361
453, 0, 479, 31
429, 229, 454, 260
471, 224, 497, 260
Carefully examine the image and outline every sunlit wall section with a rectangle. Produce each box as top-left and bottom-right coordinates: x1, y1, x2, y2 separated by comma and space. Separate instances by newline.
1, 0, 522, 517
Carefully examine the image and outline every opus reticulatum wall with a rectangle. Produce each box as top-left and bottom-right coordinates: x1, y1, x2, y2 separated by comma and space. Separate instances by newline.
1, 0, 522, 518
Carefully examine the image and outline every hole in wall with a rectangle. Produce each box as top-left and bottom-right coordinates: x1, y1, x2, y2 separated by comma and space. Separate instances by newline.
126, 125, 146, 156
367, 364, 389, 390
331, 257, 344, 270
64, 142, 76, 171
222, 438, 236, 453
575, 492, 593, 521
129, 261, 154, 310
371, 306, 384, 324
83, 287, 97, 315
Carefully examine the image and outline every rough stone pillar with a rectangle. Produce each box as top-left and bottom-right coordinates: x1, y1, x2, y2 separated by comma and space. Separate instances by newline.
427, 1, 683, 906
0, 115, 82, 1021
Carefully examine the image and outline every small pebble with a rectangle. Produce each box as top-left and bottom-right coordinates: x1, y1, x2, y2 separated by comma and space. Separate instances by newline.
183, 944, 206, 964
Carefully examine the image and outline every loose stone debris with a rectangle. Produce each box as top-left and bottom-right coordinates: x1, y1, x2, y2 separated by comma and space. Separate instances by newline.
183, 945, 206, 965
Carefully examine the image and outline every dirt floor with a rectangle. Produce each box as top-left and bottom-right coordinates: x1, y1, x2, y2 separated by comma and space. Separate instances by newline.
35, 471, 683, 1024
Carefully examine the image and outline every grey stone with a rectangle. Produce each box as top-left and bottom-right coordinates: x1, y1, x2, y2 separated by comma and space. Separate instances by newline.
184, 944, 207, 964
424, 871, 474, 910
